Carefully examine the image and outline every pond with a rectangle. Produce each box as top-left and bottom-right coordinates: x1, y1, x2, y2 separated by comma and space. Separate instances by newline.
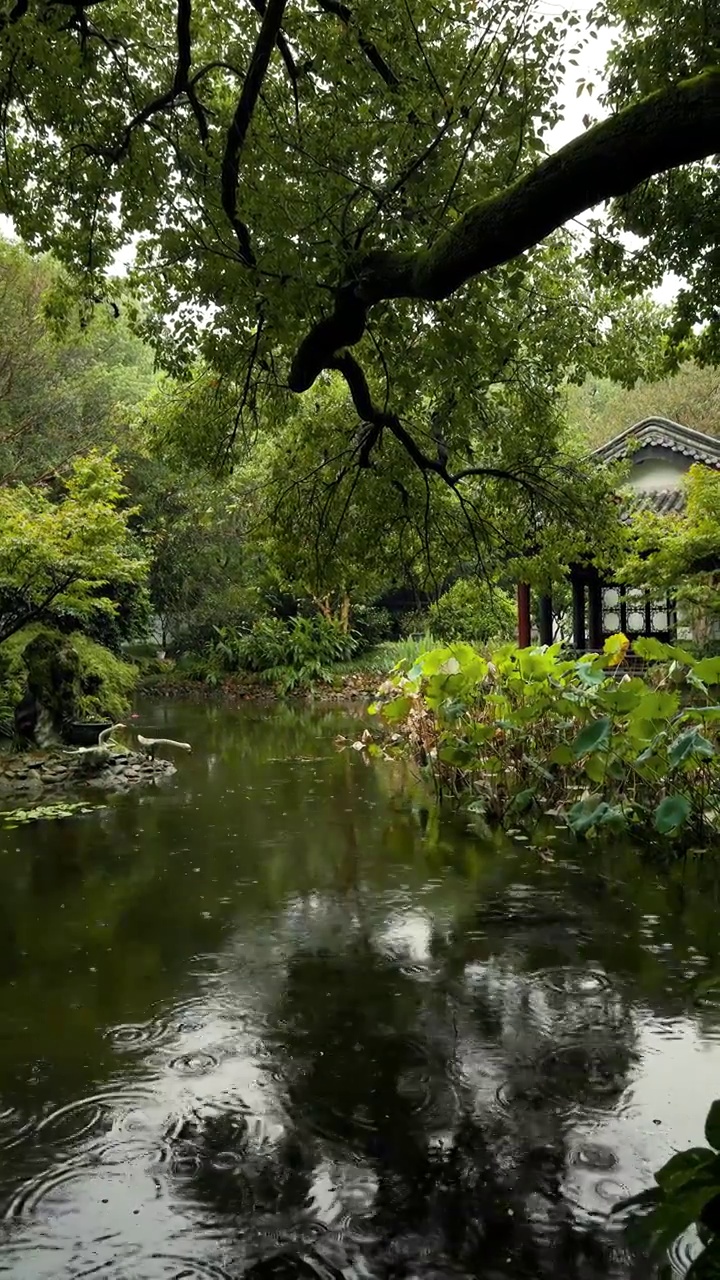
0, 699, 719, 1279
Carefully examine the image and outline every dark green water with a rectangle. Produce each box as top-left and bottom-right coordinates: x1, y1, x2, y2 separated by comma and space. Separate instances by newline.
0, 700, 720, 1278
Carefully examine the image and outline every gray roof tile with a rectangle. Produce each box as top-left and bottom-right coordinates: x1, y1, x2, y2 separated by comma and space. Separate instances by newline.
624, 487, 686, 516
593, 417, 720, 467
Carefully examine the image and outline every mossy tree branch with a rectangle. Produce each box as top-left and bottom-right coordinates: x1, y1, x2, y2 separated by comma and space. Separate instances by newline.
289, 68, 720, 394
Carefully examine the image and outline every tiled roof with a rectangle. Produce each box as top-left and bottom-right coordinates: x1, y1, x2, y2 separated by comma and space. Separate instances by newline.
593, 417, 720, 467
625, 487, 686, 516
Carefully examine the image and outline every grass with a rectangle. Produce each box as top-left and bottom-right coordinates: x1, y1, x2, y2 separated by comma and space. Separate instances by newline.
333, 634, 442, 678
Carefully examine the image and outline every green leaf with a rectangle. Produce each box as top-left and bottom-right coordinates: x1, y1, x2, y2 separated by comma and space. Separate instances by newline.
572, 716, 611, 758
549, 742, 574, 765
654, 794, 691, 834
382, 695, 413, 725
595, 802, 628, 832
694, 658, 720, 685
584, 751, 607, 784
466, 798, 487, 815
567, 798, 626, 834
692, 707, 720, 723
508, 787, 535, 814
669, 729, 715, 768
630, 689, 680, 721
599, 676, 646, 713
575, 662, 607, 687
700, 1193, 720, 1234
706, 1102, 720, 1152
656, 1149, 717, 1193
633, 637, 696, 665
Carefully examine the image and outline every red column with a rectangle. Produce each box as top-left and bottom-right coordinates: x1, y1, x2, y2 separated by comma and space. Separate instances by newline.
517, 582, 531, 648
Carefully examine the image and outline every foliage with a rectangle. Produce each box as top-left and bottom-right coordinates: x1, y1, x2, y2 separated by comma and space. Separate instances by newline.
0, 452, 148, 644
335, 634, 443, 678
428, 579, 516, 645
566, 363, 720, 449
0, 236, 156, 485
69, 632, 138, 721
123, 448, 259, 652
204, 614, 361, 692
372, 635, 443, 671
368, 634, 720, 848
351, 605, 395, 650
251, 375, 468, 608
246, 368, 626, 610
0, 0, 709, 550
0, 626, 137, 724
59, 579, 153, 655
595, 0, 720, 364
618, 1096, 720, 1276
620, 465, 720, 648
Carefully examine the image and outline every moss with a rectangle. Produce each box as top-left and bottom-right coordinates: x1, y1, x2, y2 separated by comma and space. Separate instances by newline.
69, 632, 138, 721
0, 627, 138, 727
23, 631, 82, 730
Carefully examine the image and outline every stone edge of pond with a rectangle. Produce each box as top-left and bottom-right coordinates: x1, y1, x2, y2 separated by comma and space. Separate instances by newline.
0, 748, 176, 799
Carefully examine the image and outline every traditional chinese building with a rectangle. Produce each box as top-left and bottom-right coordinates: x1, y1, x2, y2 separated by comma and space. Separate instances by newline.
517, 417, 720, 650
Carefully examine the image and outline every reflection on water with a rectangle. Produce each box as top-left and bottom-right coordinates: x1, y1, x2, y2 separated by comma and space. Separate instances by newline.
0, 700, 719, 1276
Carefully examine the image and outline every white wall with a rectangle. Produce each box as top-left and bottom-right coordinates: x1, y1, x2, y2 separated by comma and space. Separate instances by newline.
626, 454, 689, 492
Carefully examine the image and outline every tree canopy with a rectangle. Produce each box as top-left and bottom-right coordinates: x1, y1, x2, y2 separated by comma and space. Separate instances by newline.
0, 237, 156, 484
0, 452, 147, 643
567, 362, 720, 447
0, 0, 717, 498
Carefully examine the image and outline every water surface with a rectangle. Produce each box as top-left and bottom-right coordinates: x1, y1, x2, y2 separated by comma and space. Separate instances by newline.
0, 699, 719, 1278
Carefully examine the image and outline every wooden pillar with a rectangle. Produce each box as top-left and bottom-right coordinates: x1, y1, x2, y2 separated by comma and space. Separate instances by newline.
572, 577, 586, 652
517, 582, 531, 648
538, 593, 553, 646
588, 577, 603, 651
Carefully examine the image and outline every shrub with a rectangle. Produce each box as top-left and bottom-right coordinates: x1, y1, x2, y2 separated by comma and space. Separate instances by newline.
0, 626, 137, 727
372, 634, 443, 671
352, 604, 395, 649
70, 632, 138, 720
234, 617, 290, 673
398, 609, 432, 638
369, 634, 720, 849
428, 579, 515, 645
203, 614, 361, 690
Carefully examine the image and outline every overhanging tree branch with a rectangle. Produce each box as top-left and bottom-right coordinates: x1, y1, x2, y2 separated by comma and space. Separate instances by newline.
330, 349, 551, 496
316, 0, 400, 89
105, 0, 207, 160
220, 0, 288, 265
289, 68, 720, 394
248, 0, 300, 98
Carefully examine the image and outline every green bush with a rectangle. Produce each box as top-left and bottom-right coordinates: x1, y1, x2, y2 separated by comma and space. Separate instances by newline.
428, 579, 515, 645
203, 614, 361, 690
371, 634, 720, 849
235, 617, 290, 673
621, 1093, 720, 1272
352, 604, 395, 649
0, 626, 137, 726
70, 632, 138, 720
398, 608, 431, 638
373, 634, 443, 671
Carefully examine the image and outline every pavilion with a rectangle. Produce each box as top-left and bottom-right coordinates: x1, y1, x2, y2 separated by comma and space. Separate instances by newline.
516, 417, 720, 650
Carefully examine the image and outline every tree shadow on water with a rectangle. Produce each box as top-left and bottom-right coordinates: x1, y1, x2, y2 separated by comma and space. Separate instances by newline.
173, 938, 653, 1280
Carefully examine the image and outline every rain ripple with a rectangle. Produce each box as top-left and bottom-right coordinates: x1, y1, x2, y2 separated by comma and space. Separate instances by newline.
35, 1085, 158, 1144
